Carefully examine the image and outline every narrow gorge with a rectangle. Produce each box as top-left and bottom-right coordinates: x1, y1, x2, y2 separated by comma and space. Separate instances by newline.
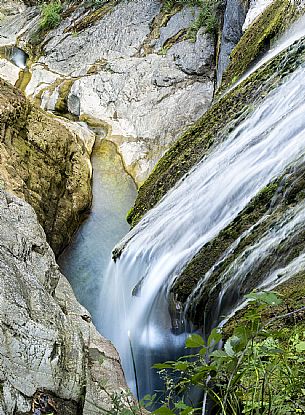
0, 0, 305, 414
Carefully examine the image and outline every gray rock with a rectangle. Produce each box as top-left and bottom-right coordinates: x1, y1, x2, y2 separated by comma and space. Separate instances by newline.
168, 28, 215, 75
0, 2, 38, 47
66, 54, 213, 184
20, 0, 215, 184
217, 0, 248, 85
0, 189, 132, 415
154, 6, 199, 51
40, 0, 161, 77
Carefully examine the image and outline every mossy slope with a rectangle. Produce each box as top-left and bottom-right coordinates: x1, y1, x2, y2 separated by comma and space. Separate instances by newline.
172, 160, 305, 326
220, 0, 301, 90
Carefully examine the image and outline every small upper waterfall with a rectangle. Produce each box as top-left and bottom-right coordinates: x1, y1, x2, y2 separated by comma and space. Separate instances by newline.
0, 46, 28, 69
226, 14, 305, 94
99, 63, 305, 397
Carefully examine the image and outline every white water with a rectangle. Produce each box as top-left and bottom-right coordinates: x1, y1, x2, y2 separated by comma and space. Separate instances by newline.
187, 195, 305, 326
99, 64, 305, 397
10, 47, 27, 69
226, 14, 305, 94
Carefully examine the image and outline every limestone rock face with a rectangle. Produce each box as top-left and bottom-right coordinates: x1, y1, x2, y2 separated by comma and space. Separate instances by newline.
15, 0, 215, 184
0, 58, 20, 85
0, 78, 92, 255
0, 189, 130, 415
0, 0, 37, 47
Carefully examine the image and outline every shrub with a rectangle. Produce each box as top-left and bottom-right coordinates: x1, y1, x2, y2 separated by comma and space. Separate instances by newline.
39, 1, 63, 30
163, 0, 221, 39
149, 291, 305, 414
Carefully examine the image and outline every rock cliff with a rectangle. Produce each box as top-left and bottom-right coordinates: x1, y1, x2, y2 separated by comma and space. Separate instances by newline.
0, 189, 131, 415
0, 78, 93, 255
0, 0, 215, 185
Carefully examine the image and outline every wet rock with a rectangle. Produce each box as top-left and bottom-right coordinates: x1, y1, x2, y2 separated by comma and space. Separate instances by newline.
0, 1, 38, 47
153, 6, 200, 51
0, 58, 20, 84
168, 27, 215, 75
0, 189, 131, 415
17, 0, 215, 184
64, 54, 213, 184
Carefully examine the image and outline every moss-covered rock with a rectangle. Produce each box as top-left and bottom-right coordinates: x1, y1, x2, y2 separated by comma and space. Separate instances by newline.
224, 272, 305, 339
0, 77, 92, 255
128, 36, 305, 227
220, 0, 303, 90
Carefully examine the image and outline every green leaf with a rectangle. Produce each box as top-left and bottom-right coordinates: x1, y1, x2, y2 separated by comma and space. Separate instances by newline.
208, 328, 222, 346
153, 407, 175, 415
153, 362, 175, 369
210, 350, 228, 358
174, 362, 189, 371
175, 401, 189, 409
199, 346, 207, 355
185, 334, 205, 348
224, 337, 238, 357
296, 341, 305, 352
245, 291, 282, 306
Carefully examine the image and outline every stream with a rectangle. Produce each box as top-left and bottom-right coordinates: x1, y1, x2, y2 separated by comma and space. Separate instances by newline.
58, 139, 136, 324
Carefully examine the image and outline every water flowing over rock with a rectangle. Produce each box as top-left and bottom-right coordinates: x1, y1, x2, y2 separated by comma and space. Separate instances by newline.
0, 190, 132, 415
100, 36, 305, 397
242, 0, 274, 31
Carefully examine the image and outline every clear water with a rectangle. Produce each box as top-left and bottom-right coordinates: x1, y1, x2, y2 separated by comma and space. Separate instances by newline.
58, 139, 136, 324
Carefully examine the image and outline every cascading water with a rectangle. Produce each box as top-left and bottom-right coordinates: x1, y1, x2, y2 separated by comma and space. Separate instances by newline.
227, 14, 305, 94
0, 46, 28, 69
99, 63, 305, 398
10, 47, 28, 69
185, 186, 305, 326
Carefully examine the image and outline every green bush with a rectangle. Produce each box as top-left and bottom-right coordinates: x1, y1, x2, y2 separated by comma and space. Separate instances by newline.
148, 291, 305, 414
39, 1, 63, 30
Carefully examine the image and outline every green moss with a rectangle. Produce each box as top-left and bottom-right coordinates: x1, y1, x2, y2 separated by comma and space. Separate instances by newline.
15, 69, 32, 92
128, 37, 305, 227
171, 179, 281, 305
55, 79, 73, 113
126, 207, 134, 224
220, 0, 301, 90
224, 272, 305, 338
139, 4, 183, 56
159, 29, 188, 54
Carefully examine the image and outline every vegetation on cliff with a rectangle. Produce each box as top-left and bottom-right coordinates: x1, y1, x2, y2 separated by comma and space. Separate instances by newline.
149, 292, 305, 415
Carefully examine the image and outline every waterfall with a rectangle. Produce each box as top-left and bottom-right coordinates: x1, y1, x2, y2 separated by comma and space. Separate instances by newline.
10, 47, 28, 69
226, 14, 305, 94
99, 63, 305, 397
186, 191, 305, 325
